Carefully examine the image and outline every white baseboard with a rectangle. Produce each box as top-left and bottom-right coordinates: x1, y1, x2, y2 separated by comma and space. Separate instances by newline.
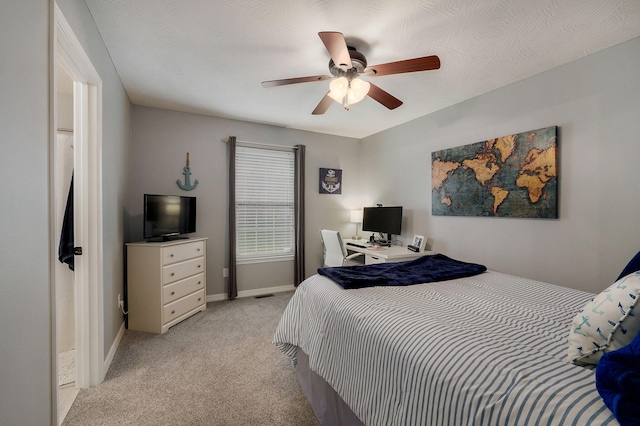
207, 293, 227, 302
206, 284, 296, 302
102, 321, 125, 381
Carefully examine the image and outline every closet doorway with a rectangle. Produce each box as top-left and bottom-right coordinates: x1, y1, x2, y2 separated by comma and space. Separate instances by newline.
55, 62, 77, 422
53, 4, 105, 424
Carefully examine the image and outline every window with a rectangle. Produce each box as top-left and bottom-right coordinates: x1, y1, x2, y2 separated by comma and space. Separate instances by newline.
235, 146, 295, 260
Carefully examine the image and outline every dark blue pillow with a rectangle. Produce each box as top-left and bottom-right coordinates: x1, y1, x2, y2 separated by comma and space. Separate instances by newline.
596, 332, 640, 426
617, 251, 640, 281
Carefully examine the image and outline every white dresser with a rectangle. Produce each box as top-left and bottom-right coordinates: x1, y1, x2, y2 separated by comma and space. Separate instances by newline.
126, 238, 207, 334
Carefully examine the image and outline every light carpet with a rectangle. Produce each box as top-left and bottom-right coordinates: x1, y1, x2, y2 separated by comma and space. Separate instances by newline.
63, 291, 318, 425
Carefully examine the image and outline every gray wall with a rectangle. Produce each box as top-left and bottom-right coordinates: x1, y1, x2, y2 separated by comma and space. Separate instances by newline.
0, 1, 131, 424
130, 106, 360, 296
0, 2, 51, 424
361, 36, 640, 294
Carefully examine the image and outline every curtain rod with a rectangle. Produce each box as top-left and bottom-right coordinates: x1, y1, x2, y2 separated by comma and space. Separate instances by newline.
221, 137, 298, 150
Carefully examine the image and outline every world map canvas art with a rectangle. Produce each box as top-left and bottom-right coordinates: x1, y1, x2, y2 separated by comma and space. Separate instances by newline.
431, 126, 558, 218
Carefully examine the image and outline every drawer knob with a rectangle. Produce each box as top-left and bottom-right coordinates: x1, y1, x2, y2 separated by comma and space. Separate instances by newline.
198, 298, 202, 301
171, 291, 175, 295
198, 265, 201, 268
171, 310, 175, 314
197, 248, 201, 252
170, 254, 174, 257
171, 272, 175, 276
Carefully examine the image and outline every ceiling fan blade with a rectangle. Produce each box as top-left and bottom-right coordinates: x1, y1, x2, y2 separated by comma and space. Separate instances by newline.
367, 83, 403, 110
312, 93, 333, 115
318, 31, 352, 70
262, 75, 332, 88
365, 55, 440, 77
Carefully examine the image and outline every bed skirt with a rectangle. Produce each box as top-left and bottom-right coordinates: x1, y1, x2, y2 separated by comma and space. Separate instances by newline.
296, 348, 365, 426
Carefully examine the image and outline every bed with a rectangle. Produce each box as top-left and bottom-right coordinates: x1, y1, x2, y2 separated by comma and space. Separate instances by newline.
273, 255, 637, 426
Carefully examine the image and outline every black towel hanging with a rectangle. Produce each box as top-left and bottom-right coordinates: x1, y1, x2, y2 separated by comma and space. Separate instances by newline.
58, 174, 74, 271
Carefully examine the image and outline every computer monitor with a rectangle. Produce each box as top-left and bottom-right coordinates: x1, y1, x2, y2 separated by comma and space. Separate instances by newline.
362, 206, 402, 245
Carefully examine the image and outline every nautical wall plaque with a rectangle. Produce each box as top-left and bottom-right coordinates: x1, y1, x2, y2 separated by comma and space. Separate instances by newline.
177, 152, 199, 191
319, 168, 342, 194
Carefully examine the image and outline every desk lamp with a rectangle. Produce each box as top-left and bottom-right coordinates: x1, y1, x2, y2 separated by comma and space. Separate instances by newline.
350, 210, 363, 240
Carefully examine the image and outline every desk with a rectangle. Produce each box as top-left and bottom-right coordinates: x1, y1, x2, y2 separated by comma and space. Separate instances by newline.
343, 239, 435, 265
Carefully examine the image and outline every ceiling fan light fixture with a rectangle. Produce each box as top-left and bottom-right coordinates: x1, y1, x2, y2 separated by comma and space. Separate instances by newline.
328, 76, 349, 102
327, 91, 343, 103
347, 78, 370, 104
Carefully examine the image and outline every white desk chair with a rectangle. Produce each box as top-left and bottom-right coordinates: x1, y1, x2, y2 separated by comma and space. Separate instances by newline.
320, 229, 364, 267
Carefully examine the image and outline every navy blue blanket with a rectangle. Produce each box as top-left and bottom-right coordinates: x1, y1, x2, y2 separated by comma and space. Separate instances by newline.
596, 332, 640, 426
317, 253, 487, 290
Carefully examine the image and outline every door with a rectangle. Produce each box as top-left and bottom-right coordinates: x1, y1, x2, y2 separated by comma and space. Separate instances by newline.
53, 4, 105, 423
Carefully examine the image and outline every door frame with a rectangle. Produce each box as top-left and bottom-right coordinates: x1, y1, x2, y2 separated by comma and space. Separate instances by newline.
51, 0, 104, 403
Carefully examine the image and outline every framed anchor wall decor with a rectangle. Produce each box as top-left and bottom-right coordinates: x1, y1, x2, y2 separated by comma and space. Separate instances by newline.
319, 168, 342, 194
177, 152, 199, 191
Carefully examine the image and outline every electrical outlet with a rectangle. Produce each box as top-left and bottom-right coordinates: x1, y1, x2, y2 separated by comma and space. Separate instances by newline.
117, 293, 123, 309
223, 268, 229, 278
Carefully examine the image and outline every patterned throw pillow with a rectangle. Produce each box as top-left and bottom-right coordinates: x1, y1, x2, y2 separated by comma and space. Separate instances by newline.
567, 272, 640, 366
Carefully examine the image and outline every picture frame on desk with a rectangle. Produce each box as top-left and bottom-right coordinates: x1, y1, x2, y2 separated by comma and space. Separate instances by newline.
411, 235, 426, 251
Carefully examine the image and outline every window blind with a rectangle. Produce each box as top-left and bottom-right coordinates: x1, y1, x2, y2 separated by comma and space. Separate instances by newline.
235, 146, 295, 260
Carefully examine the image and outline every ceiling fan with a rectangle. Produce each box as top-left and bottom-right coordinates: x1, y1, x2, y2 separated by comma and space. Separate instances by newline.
261, 31, 440, 115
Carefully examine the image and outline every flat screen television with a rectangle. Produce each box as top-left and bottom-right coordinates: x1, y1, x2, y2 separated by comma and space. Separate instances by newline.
143, 194, 196, 241
362, 206, 403, 245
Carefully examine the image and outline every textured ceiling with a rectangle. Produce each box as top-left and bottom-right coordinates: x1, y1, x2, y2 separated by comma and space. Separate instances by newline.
85, 0, 640, 139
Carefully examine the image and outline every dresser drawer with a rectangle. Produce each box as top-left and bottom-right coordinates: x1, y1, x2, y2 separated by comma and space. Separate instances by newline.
163, 273, 205, 304
162, 240, 205, 265
163, 257, 204, 285
163, 290, 205, 325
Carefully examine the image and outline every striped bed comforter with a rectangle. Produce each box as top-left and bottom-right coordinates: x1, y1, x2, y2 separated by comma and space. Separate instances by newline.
273, 271, 618, 426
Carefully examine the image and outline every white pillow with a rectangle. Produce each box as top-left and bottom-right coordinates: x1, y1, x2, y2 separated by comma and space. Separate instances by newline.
567, 271, 640, 366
